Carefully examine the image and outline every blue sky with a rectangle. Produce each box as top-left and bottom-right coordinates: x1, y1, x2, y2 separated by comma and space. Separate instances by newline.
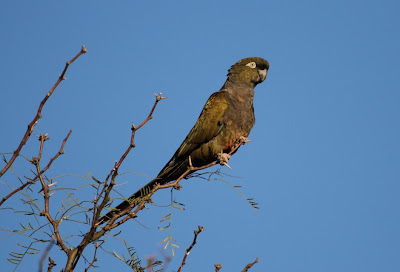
1, 1, 399, 271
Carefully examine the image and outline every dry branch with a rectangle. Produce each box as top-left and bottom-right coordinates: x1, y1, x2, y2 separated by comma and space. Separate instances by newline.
241, 257, 259, 272
35, 133, 69, 254
62, 93, 166, 272
101, 136, 249, 229
0, 45, 86, 178
177, 225, 204, 272
0, 130, 72, 206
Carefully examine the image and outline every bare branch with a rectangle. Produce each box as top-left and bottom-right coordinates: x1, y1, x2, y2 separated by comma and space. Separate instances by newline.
241, 257, 259, 272
0, 45, 86, 178
35, 134, 69, 254
101, 137, 249, 229
47, 257, 56, 272
0, 130, 72, 206
62, 94, 166, 272
84, 243, 101, 271
177, 226, 204, 272
93, 94, 166, 226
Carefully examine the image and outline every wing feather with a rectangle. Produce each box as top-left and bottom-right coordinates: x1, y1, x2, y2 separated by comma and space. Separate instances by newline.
157, 91, 229, 177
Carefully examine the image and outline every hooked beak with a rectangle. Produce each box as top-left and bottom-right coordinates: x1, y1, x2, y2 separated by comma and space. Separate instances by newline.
258, 69, 267, 82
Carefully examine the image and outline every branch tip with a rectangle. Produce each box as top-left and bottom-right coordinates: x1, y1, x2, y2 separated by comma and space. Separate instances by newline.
81, 45, 87, 53
154, 92, 167, 101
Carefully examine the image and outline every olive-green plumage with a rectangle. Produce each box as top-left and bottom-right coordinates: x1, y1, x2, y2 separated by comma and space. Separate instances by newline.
100, 57, 269, 223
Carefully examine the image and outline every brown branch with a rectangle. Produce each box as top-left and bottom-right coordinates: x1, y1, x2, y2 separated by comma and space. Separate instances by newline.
35, 134, 69, 254
63, 97, 244, 271
214, 264, 222, 272
0, 130, 72, 206
136, 93, 167, 130
241, 257, 259, 272
84, 243, 101, 272
177, 226, 204, 272
94, 93, 166, 222
0, 45, 86, 178
103, 137, 249, 230
62, 94, 166, 272
47, 257, 56, 272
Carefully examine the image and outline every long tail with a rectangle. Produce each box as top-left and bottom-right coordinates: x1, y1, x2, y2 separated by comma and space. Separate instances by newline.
98, 160, 189, 224
98, 177, 161, 224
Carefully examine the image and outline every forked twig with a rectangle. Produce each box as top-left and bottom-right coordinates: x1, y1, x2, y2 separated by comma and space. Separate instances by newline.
0, 130, 72, 206
103, 137, 249, 230
62, 94, 166, 272
0, 45, 86, 178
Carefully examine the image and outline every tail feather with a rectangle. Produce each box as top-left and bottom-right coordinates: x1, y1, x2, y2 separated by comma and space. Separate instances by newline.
98, 160, 189, 224
98, 178, 160, 224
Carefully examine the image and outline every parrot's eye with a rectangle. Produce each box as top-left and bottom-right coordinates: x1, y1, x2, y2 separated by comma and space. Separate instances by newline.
246, 62, 257, 69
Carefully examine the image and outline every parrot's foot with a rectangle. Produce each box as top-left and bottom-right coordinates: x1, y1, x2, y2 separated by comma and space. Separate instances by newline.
217, 152, 232, 169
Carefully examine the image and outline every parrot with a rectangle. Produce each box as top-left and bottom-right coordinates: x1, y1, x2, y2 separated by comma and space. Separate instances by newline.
100, 57, 269, 224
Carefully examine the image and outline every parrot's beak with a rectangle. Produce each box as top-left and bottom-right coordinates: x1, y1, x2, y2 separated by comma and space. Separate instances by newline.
257, 69, 267, 82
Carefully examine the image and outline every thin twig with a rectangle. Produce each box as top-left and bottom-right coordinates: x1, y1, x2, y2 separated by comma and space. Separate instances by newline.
0, 45, 86, 178
84, 243, 101, 271
241, 257, 259, 272
95, 93, 166, 223
177, 226, 204, 272
104, 138, 249, 230
63, 94, 166, 272
0, 130, 72, 206
47, 257, 56, 272
35, 134, 69, 254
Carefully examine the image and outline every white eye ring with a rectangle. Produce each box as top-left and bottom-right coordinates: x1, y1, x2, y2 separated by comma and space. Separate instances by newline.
246, 62, 257, 68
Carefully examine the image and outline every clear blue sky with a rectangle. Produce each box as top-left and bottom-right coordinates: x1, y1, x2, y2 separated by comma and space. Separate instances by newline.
1, 1, 399, 271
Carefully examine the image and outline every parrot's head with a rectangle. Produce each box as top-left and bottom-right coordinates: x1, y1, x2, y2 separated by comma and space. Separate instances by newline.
227, 57, 269, 87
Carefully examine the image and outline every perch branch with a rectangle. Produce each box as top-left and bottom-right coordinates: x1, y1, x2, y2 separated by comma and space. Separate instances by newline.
103, 137, 248, 230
